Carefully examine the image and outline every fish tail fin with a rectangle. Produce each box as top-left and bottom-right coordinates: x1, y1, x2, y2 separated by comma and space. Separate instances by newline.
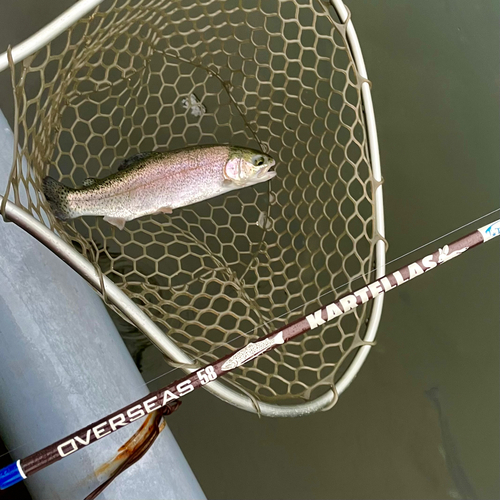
42, 176, 73, 220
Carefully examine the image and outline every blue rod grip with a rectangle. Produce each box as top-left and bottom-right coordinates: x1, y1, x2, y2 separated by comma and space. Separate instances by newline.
0, 461, 25, 489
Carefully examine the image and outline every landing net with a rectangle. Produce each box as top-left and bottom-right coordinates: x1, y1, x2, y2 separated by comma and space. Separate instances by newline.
2, 0, 384, 411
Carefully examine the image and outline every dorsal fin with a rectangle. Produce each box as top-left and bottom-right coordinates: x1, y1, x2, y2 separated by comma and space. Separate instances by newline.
117, 152, 161, 171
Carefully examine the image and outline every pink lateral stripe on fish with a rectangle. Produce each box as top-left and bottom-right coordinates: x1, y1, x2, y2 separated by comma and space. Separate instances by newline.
42, 145, 276, 230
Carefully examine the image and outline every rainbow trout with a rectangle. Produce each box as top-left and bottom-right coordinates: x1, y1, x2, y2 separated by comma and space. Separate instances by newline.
42, 145, 276, 230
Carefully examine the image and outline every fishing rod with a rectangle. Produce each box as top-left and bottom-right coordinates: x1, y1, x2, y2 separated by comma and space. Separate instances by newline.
1, 218, 499, 489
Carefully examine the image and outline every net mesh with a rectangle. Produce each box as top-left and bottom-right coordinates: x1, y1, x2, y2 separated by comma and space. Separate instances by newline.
3, 0, 378, 405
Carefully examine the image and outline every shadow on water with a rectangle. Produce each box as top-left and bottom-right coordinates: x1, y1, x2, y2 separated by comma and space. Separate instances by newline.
425, 387, 477, 500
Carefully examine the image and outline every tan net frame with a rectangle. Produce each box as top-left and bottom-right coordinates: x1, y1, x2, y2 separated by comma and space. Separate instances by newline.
1, 0, 385, 415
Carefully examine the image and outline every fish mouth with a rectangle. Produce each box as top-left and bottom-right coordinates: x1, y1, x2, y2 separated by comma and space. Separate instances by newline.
256, 159, 276, 178
255, 169, 277, 182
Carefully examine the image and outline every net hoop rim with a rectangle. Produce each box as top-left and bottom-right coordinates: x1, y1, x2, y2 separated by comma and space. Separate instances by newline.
329, 0, 386, 396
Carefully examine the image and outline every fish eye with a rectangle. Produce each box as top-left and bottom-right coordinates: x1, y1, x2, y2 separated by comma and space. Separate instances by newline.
252, 155, 265, 166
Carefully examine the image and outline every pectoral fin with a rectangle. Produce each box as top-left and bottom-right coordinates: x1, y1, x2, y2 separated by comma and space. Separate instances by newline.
154, 206, 173, 215
103, 216, 127, 230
